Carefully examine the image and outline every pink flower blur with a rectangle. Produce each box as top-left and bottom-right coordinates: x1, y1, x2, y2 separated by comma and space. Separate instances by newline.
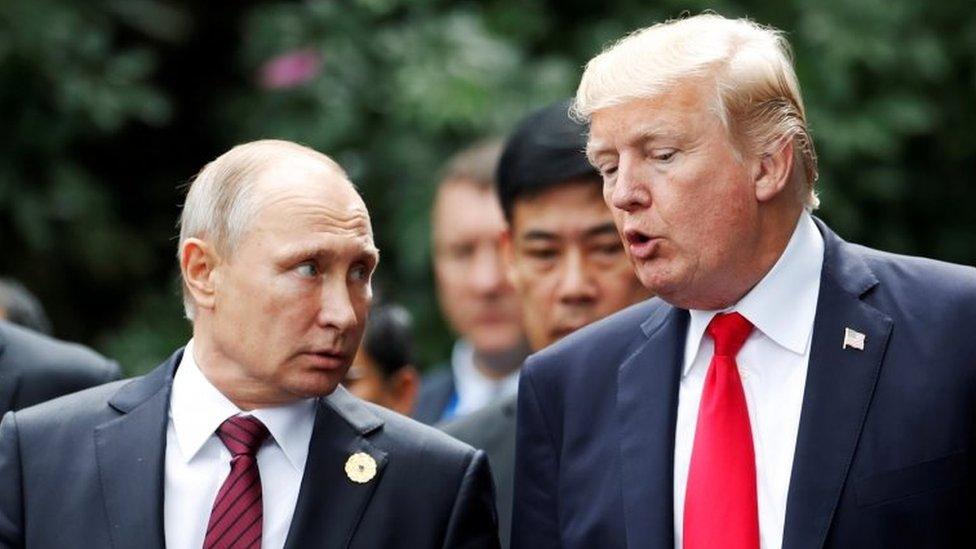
258, 48, 323, 90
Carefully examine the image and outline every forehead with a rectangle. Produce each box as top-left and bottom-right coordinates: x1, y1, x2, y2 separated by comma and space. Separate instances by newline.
246, 162, 375, 250
587, 79, 719, 154
433, 180, 505, 241
511, 181, 614, 236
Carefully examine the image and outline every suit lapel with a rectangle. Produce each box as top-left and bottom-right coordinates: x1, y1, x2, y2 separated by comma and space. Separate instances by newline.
783, 222, 892, 549
0, 330, 20, 415
284, 387, 387, 549
94, 352, 180, 549
617, 303, 687, 549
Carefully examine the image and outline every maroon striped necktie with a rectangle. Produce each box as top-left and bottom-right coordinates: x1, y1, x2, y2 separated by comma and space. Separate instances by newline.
204, 414, 270, 549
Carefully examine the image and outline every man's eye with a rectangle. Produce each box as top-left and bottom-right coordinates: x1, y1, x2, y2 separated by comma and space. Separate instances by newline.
600, 165, 618, 177
350, 264, 370, 282
525, 248, 559, 261
296, 263, 318, 277
654, 150, 677, 162
595, 243, 624, 256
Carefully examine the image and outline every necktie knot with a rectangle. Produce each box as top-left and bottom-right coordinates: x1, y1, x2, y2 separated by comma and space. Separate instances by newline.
707, 312, 754, 358
216, 414, 269, 457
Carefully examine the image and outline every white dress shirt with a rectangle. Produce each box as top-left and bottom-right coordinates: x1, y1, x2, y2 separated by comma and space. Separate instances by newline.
450, 339, 520, 417
673, 212, 825, 549
164, 340, 316, 549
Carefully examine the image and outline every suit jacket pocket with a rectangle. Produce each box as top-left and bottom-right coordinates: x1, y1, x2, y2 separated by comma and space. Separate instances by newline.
854, 450, 968, 507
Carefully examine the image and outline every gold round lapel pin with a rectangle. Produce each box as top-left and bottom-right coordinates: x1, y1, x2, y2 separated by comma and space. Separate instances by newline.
345, 452, 377, 484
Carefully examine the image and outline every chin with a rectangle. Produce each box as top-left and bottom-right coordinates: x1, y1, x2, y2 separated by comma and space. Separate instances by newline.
287, 374, 344, 399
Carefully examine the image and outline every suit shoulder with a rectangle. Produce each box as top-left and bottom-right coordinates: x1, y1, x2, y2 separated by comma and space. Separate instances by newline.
854, 245, 976, 292
0, 322, 119, 383
367, 401, 477, 464
852, 245, 976, 312
440, 393, 516, 447
12, 378, 128, 431
523, 298, 662, 381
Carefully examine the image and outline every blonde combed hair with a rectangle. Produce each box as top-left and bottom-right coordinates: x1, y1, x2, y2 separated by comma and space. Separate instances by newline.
177, 139, 347, 319
574, 14, 819, 209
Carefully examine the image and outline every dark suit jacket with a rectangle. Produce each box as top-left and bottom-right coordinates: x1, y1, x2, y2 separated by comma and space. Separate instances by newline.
414, 364, 456, 425
512, 219, 976, 549
0, 349, 499, 549
442, 392, 517, 549
0, 320, 120, 417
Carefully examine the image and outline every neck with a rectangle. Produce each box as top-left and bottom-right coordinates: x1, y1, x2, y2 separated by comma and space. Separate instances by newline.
190, 325, 296, 411
471, 338, 531, 380
687, 206, 804, 311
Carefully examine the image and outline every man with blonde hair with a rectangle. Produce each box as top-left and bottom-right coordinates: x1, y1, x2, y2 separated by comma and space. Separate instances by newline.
0, 140, 499, 548
513, 14, 976, 549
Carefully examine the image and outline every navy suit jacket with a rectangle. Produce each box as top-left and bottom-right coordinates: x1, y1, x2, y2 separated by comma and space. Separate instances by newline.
512, 219, 976, 548
0, 349, 499, 548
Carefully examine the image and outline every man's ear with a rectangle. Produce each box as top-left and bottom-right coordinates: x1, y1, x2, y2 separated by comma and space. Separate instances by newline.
754, 136, 795, 203
180, 238, 221, 312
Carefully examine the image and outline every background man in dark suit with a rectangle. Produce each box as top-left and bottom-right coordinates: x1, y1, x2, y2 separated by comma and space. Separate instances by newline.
443, 100, 649, 547
0, 278, 52, 335
513, 14, 976, 549
0, 319, 120, 417
0, 139, 498, 548
414, 141, 529, 425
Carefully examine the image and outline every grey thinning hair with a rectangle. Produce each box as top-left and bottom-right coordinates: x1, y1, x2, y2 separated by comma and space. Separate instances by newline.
177, 139, 347, 320
574, 13, 819, 210
438, 139, 504, 192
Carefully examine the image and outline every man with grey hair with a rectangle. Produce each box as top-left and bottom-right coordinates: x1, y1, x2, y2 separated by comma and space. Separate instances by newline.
0, 139, 499, 548
414, 140, 529, 425
513, 14, 976, 549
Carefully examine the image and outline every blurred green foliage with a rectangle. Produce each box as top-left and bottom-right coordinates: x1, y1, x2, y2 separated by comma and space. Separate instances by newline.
1, 0, 973, 375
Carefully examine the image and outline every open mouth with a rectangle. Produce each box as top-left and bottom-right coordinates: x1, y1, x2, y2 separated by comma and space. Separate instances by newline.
624, 229, 660, 259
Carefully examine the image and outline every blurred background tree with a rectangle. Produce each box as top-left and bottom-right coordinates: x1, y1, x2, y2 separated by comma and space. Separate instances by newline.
1, 0, 973, 375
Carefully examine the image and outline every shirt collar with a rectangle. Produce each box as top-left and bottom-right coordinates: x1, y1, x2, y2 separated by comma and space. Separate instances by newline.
169, 339, 317, 472
682, 212, 825, 377
450, 339, 520, 405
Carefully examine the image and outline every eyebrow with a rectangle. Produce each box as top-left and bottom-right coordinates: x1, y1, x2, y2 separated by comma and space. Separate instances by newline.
521, 230, 559, 242
278, 244, 380, 265
586, 124, 668, 163
520, 222, 619, 243
583, 222, 620, 239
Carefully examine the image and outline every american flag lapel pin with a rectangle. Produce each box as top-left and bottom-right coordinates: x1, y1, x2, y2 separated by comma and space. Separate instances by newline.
843, 327, 865, 351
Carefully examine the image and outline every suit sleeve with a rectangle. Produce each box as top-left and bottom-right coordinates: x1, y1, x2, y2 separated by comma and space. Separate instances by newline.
511, 366, 561, 549
441, 449, 501, 549
0, 412, 25, 548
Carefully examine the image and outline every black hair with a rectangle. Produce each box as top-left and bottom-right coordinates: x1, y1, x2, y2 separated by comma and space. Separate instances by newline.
361, 303, 415, 379
496, 99, 601, 222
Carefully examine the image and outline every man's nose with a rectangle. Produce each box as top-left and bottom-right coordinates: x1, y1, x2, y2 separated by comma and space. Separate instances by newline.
469, 244, 508, 296
316, 280, 359, 332
609, 157, 652, 213
556, 248, 597, 305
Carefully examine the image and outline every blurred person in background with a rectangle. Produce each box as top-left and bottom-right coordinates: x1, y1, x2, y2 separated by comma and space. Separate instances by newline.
0, 318, 120, 418
513, 14, 976, 549
0, 276, 120, 417
343, 303, 420, 416
414, 140, 530, 425
0, 140, 498, 548
0, 277, 53, 335
442, 100, 651, 547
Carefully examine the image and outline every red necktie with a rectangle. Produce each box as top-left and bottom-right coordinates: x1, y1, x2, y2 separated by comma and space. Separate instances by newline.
203, 414, 270, 549
684, 312, 759, 549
